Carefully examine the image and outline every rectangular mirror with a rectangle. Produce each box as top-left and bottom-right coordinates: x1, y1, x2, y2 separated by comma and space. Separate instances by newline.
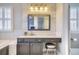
28, 14, 50, 31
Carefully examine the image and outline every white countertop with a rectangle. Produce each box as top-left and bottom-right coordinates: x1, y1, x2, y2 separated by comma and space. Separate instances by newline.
18, 35, 61, 38
0, 40, 16, 50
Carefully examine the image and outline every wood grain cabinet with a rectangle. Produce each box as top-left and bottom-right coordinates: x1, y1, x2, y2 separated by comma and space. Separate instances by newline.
17, 38, 61, 55
17, 43, 29, 55
30, 42, 43, 55
17, 39, 43, 55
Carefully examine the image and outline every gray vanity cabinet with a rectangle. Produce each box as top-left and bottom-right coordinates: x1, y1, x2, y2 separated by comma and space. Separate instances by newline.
17, 43, 29, 55
17, 38, 61, 55
17, 39, 29, 55
30, 42, 43, 55
17, 39, 43, 55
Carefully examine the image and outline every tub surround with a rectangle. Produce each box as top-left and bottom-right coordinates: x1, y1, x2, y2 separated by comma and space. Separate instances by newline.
0, 40, 16, 49
0, 40, 17, 55
0, 40, 10, 50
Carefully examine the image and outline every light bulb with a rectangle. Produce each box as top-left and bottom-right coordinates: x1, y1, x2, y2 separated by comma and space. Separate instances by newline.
30, 7, 34, 11
44, 7, 48, 11
40, 7, 43, 11
35, 7, 38, 11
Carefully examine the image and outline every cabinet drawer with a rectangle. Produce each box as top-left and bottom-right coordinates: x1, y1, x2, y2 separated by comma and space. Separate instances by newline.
17, 39, 24, 43
24, 39, 29, 43
29, 39, 42, 43
43, 39, 55, 42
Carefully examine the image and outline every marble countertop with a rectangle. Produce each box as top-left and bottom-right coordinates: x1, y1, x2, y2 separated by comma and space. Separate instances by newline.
18, 35, 61, 38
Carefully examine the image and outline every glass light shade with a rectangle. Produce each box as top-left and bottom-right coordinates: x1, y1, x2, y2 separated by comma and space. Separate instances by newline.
40, 7, 43, 11
35, 7, 38, 11
44, 7, 48, 11
30, 7, 34, 11
30, 6, 48, 12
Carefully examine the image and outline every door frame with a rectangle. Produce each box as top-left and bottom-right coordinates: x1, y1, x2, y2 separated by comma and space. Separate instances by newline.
68, 4, 71, 55
67, 3, 73, 55
62, 3, 70, 55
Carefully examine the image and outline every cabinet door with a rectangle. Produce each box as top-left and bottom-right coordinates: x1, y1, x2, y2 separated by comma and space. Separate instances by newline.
30, 42, 43, 55
17, 43, 29, 55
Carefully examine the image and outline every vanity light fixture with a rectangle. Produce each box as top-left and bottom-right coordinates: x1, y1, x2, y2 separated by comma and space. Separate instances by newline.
40, 7, 43, 11
30, 7, 34, 11
44, 7, 48, 12
29, 4, 49, 12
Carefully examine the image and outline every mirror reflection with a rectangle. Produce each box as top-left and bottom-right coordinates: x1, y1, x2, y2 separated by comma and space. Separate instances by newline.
28, 14, 50, 30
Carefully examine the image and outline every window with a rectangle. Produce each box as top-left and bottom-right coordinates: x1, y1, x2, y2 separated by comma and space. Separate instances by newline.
70, 20, 77, 31
0, 7, 12, 31
70, 7, 78, 32
70, 8, 77, 19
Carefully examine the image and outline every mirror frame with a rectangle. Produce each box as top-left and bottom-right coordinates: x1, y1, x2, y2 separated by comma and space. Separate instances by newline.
28, 14, 51, 31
